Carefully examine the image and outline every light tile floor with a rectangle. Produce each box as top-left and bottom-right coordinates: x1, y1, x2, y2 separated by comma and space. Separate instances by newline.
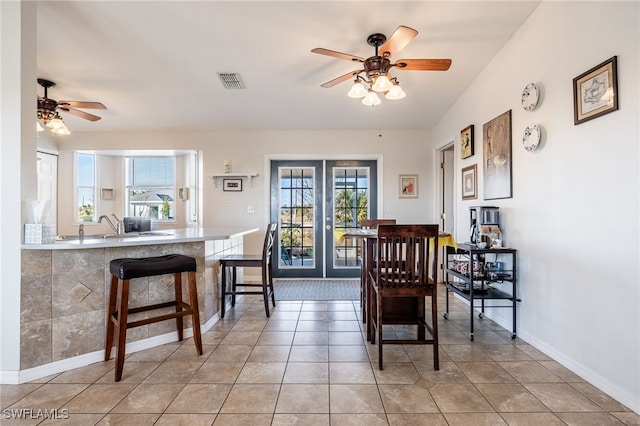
2, 285, 639, 425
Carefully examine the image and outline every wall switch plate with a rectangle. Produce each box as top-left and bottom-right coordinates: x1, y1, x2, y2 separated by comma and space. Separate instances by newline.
247, 206, 255, 214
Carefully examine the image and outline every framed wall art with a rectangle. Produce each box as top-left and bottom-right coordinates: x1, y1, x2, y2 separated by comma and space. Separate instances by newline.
461, 164, 477, 200
399, 174, 418, 199
483, 110, 512, 200
460, 124, 474, 159
223, 178, 243, 192
573, 56, 618, 125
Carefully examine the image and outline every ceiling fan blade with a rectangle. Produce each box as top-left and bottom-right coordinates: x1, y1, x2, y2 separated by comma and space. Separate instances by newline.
311, 48, 364, 63
379, 25, 418, 57
58, 100, 107, 110
321, 70, 362, 88
394, 58, 452, 71
58, 106, 102, 121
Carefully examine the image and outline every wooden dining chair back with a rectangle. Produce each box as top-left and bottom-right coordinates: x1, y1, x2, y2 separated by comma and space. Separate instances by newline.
368, 224, 439, 370
357, 219, 396, 322
360, 219, 397, 266
219, 223, 278, 318
359, 218, 397, 229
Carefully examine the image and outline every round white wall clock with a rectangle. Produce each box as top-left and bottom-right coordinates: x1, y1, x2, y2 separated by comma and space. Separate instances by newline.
522, 124, 541, 151
521, 83, 539, 111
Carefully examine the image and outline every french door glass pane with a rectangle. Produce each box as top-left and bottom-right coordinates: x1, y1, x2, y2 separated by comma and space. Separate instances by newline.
332, 167, 369, 268
279, 167, 315, 268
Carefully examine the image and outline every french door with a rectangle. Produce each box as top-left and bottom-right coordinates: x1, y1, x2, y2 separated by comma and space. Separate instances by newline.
270, 159, 377, 278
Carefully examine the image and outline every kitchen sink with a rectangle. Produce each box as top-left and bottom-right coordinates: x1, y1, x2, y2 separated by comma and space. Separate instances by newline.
56, 231, 172, 241
137, 231, 173, 237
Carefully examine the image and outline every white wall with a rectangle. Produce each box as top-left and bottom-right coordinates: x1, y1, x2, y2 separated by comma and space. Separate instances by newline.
431, 1, 639, 412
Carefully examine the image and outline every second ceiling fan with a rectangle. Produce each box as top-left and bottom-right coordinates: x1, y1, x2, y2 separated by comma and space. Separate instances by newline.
312, 25, 452, 105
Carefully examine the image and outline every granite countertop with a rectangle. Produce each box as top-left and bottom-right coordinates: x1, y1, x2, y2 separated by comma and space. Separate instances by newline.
22, 227, 260, 250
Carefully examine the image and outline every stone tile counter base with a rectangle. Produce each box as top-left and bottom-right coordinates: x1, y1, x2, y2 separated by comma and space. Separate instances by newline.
18, 228, 257, 383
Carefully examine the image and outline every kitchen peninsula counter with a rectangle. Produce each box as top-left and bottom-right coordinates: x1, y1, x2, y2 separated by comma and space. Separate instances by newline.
21, 226, 258, 250
19, 226, 259, 382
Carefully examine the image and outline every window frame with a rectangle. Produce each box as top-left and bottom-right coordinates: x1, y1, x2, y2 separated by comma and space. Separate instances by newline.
74, 151, 96, 223
125, 156, 177, 222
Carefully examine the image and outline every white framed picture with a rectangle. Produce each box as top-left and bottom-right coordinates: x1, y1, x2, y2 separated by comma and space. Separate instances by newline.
399, 174, 418, 199
462, 164, 477, 200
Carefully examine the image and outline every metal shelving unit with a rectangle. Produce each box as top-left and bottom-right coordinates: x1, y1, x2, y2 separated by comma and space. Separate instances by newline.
443, 243, 519, 341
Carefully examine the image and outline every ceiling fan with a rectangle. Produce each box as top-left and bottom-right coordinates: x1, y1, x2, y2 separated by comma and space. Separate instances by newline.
311, 26, 451, 105
37, 78, 106, 133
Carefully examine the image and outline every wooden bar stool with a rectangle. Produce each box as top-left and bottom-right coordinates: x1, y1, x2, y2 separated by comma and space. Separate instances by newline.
105, 254, 203, 381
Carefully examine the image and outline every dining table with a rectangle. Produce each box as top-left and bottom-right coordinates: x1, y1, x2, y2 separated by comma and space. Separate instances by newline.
335, 227, 457, 341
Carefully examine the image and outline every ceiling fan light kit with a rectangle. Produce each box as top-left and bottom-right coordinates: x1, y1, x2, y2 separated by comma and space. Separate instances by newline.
48, 116, 71, 135
347, 81, 368, 98
312, 25, 451, 107
371, 74, 393, 92
45, 114, 65, 129
385, 82, 406, 100
362, 90, 382, 106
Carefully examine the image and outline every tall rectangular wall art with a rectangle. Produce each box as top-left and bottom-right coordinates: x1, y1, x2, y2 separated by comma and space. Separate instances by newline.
483, 110, 512, 200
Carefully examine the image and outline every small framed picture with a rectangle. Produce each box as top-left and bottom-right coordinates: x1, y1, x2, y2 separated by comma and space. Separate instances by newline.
573, 56, 618, 125
399, 174, 418, 199
223, 178, 242, 192
461, 164, 477, 200
460, 125, 474, 159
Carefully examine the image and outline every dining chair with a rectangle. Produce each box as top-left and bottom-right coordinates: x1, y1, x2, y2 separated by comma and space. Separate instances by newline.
359, 219, 397, 229
358, 219, 396, 324
219, 222, 278, 318
368, 224, 439, 370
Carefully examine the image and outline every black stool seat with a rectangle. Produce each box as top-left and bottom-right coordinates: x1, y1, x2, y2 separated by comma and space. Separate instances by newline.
110, 254, 196, 279
105, 253, 203, 381
219, 254, 262, 266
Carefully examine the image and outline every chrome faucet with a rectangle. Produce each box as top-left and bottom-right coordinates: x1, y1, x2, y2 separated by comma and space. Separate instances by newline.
98, 214, 124, 235
111, 214, 123, 234
78, 223, 85, 240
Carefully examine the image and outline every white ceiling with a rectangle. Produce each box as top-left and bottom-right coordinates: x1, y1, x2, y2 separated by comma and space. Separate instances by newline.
36, 1, 540, 133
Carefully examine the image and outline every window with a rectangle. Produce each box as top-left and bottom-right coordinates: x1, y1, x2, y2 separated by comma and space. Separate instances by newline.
76, 152, 96, 222
126, 156, 176, 221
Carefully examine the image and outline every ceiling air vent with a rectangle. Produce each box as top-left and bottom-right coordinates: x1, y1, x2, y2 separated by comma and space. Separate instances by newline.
217, 73, 246, 89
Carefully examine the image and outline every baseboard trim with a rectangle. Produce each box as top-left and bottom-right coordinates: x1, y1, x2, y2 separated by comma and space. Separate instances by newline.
0, 312, 220, 384
450, 293, 639, 415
